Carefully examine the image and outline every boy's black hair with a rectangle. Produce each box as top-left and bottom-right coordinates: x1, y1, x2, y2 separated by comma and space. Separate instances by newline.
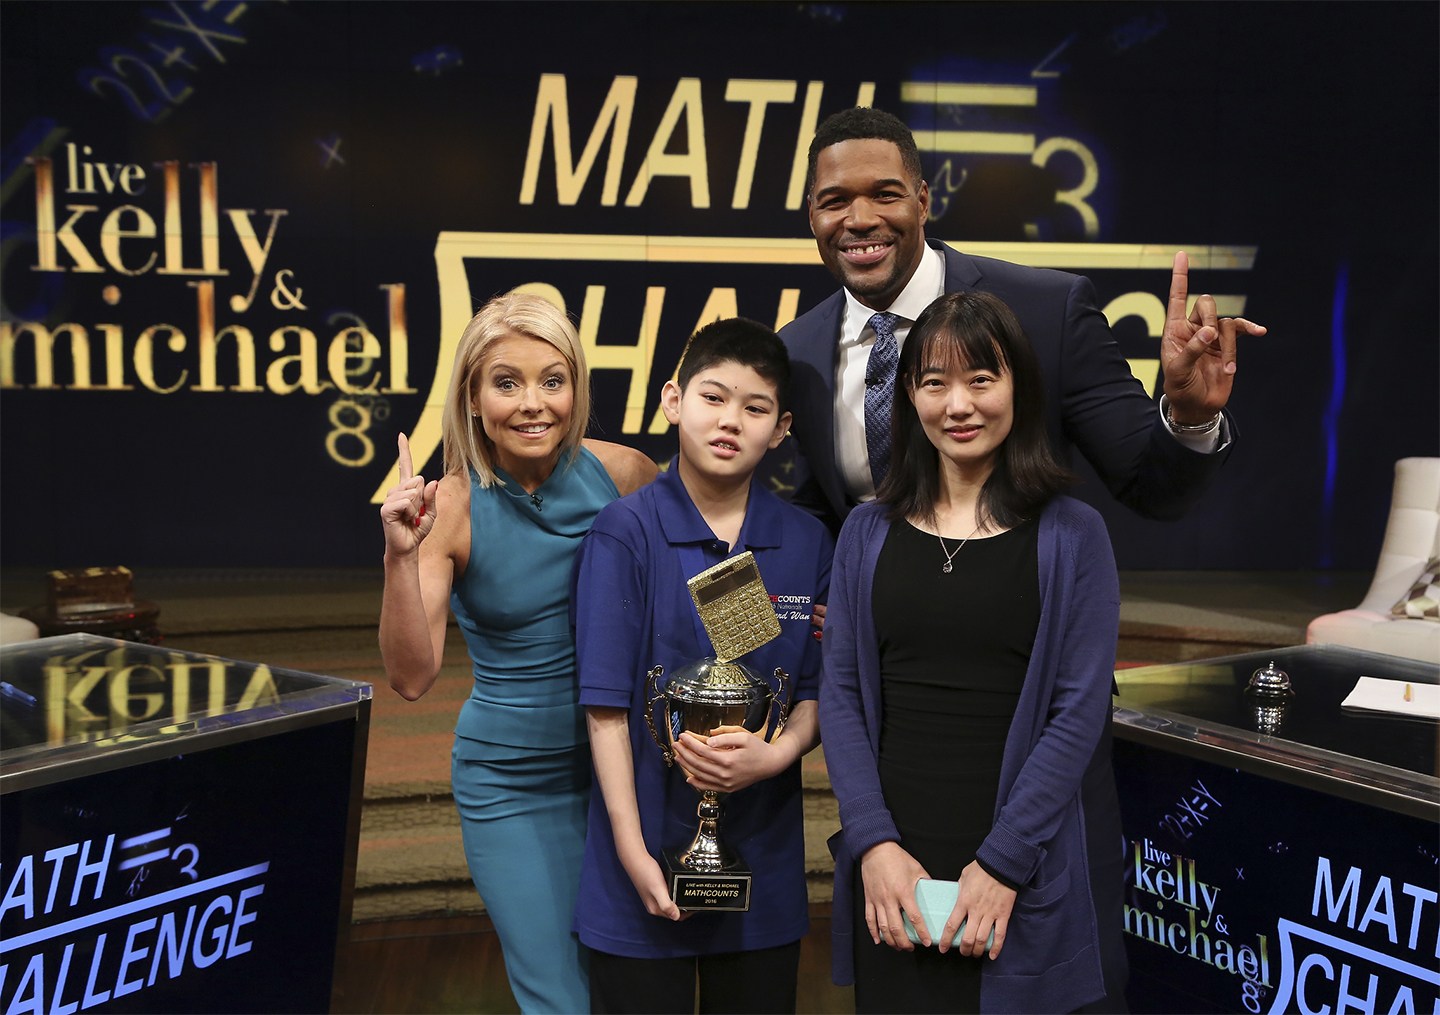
805, 106, 925, 199
677, 317, 791, 416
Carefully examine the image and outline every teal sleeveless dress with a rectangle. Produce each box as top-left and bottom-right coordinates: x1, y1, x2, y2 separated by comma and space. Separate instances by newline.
449, 446, 619, 1014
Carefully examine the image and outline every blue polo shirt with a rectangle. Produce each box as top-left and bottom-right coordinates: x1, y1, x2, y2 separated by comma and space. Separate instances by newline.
571, 464, 833, 958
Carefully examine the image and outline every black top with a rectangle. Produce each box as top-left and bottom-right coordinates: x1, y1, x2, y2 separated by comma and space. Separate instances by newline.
874, 517, 1040, 722
852, 517, 1042, 1014
871, 516, 1040, 870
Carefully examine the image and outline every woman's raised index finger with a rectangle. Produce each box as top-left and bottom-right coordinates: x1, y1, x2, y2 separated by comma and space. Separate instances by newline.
397, 432, 414, 483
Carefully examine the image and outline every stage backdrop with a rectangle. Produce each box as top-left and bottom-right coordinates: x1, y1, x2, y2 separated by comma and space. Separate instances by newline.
2, 2, 1435, 570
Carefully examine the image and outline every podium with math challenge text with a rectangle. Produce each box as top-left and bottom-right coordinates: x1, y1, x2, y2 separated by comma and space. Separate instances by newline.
1111, 645, 1438, 1015
0, 635, 371, 1014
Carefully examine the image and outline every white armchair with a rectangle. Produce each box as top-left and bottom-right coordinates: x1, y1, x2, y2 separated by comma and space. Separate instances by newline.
1306, 457, 1440, 664
0, 614, 40, 644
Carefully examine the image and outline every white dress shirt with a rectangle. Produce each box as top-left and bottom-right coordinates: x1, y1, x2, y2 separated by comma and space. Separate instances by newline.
836, 245, 947, 502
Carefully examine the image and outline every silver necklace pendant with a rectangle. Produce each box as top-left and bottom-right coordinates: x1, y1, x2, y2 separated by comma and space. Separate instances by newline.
937, 519, 983, 574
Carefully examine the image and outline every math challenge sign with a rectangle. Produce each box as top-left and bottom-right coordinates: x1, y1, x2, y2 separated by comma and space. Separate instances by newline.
0, 2, 1435, 569
1115, 743, 1439, 1015
0, 722, 357, 1013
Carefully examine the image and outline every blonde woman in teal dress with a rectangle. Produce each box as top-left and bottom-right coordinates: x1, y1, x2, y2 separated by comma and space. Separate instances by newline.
379, 291, 655, 1012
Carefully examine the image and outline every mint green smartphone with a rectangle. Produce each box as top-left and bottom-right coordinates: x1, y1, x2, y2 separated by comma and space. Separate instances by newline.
900, 879, 997, 951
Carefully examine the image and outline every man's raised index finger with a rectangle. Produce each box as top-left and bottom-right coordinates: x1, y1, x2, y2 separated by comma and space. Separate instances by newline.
1167, 250, 1191, 322
397, 432, 414, 483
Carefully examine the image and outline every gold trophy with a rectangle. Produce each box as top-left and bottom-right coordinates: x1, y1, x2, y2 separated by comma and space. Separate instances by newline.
644, 551, 790, 912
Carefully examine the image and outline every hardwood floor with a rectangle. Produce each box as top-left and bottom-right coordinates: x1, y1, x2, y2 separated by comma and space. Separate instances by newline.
331, 906, 854, 1015
332, 914, 520, 1014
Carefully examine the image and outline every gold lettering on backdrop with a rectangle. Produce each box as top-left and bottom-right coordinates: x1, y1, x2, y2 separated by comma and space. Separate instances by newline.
380, 283, 414, 393
15, 143, 414, 408
18, 125, 1260, 508
99, 205, 159, 275
521, 74, 875, 211
2, 286, 412, 396
94, 322, 135, 390
265, 326, 326, 395
134, 323, 188, 393
29, 152, 224, 277
192, 278, 263, 392
330, 326, 382, 394
389, 231, 831, 503
624, 78, 709, 208
32, 155, 101, 273
1103, 291, 1250, 396
1104, 292, 1165, 395
390, 233, 1256, 503
901, 83, 1040, 158
224, 207, 288, 311
66, 141, 147, 196
158, 160, 222, 276
785, 82, 825, 211
897, 81, 1110, 238
327, 399, 375, 467
1031, 137, 1100, 240
774, 288, 800, 332
269, 267, 306, 310
0, 322, 92, 389
582, 284, 662, 431
726, 80, 797, 210
521, 74, 638, 206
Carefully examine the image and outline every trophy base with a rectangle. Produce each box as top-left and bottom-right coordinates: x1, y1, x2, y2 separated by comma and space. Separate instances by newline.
663, 849, 752, 912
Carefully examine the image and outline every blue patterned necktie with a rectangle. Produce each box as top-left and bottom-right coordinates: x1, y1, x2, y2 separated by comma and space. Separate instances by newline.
864, 311, 900, 488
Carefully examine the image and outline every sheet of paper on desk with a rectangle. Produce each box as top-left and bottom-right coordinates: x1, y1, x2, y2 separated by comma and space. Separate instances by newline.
1340, 677, 1440, 720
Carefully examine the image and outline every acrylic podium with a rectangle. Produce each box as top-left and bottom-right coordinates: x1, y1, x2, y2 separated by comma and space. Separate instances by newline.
0, 635, 371, 1013
1111, 644, 1438, 1015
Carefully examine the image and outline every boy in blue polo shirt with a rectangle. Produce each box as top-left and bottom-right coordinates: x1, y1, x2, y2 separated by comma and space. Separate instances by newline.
572, 318, 833, 1013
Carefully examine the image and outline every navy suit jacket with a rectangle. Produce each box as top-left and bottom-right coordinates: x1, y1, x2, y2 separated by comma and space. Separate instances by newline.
778, 240, 1234, 529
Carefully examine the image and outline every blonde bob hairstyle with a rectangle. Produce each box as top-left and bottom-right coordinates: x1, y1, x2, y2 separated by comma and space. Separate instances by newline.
441, 291, 591, 487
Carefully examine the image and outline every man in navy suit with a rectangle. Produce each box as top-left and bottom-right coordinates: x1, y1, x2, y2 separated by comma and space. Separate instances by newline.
780, 106, 1265, 531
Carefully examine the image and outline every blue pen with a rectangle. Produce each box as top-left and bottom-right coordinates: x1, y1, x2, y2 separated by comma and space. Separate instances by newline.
0, 681, 38, 708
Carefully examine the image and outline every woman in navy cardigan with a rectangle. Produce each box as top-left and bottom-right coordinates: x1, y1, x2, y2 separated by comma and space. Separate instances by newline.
819, 291, 1127, 1013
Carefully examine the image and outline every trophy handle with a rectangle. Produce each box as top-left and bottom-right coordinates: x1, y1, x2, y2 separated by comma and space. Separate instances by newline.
767, 667, 792, 741
643, 665, 674, 767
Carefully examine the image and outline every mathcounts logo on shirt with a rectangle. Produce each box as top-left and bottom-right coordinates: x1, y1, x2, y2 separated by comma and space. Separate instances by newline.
769, 593, 813, 623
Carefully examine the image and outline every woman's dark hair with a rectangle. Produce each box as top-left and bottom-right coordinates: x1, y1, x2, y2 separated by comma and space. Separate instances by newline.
876, 291, 1071, 529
